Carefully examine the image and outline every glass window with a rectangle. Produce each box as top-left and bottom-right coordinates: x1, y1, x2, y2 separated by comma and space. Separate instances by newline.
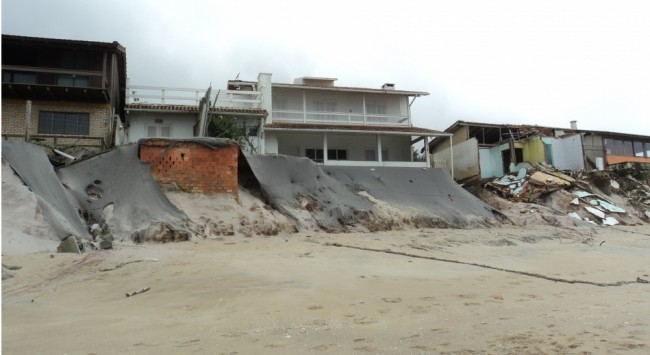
382, 150, 389, 161
327, 149, 347, 160
646, 143, 650, 158
160, 126, 172, 137
623, 141, 633, 156
604, 138, 614, 154
38, 111, 89, 135
13, 72, 37, 84
305, 149, 323, 162
365, 150, 376, 161
146, 126, 157, 137
634, 141, 645, 157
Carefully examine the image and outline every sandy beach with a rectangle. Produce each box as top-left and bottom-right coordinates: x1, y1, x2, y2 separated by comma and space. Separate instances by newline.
3, 224, 649, 354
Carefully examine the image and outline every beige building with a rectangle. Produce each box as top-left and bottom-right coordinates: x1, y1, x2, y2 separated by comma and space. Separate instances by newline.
2, 35, 127, 152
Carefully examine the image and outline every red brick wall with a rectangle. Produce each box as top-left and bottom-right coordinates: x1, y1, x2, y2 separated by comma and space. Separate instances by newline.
139, 139, 238, 195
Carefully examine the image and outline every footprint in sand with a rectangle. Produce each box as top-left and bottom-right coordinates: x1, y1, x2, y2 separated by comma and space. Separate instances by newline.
353, 317, 378, 325
308, 305, 323, 310
382, 297, 402, 303
309, 344, 338, 351
353, 345, 378, 352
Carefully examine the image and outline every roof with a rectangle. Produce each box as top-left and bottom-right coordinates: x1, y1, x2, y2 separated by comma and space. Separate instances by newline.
2, 34, 126, 52
428, 120, 650, 150
125, 103, 268, 116
264, 122, 449, 136
232, 79, 428, 97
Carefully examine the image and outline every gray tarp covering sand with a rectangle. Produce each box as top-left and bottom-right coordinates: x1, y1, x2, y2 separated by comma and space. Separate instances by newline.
244, 155, 496, 230
244, 155, 376, 231
2, 141, 89, 240
57, 144, 189, 240
324, 166, 497, 227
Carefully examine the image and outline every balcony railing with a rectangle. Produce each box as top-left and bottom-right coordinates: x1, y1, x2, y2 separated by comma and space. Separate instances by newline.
2, 65, 108, 89
127, 85, 262, 108
272, 109, 410, 126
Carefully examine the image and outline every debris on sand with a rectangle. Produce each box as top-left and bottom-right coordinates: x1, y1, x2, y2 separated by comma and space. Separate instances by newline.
478, 162, 649, 227
125, 287, 151, 297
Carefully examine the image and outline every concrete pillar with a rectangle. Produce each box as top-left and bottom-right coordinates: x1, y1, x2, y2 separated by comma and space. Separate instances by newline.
257, 73, 272, 123
323, 132, 328, 165
377, 134, 383, 164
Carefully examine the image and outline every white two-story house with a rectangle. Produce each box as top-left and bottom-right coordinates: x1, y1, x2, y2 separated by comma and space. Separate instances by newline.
232, 73, 448, 167
125, 73, 448, 167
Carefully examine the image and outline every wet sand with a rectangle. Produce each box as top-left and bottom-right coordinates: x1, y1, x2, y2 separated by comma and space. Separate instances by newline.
3, 225, 650, 354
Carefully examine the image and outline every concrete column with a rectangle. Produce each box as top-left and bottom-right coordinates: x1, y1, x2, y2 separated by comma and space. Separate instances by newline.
302, 90, 307, 123
377, 134, 383, 164
257, 73, 272, 123
424, 136, 430, 167
323, 132, 328, 165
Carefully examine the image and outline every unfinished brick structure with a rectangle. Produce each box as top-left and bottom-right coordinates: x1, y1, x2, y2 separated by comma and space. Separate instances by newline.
139, 138, 238, 194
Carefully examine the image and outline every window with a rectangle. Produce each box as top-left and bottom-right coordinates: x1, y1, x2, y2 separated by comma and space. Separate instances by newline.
366, 101, 388, 123
327, 149, 347, 160
146, 125, 172, 138
313, 100, 337, 120
382, 149, 389, 161
273, 96, 288, 110
6, 72, 38, 84
38, 111, 89, 135
57, 74, 89, 87
365, 149, 376, 161
160, 126, 172, 138
305, 148, 324, 162
634, 141, 645, 157
606, 138, 639, 156
247, 126, 259, 137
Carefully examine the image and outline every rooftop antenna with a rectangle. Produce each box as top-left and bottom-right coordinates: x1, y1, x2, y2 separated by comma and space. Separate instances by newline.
235, 72, 240, 80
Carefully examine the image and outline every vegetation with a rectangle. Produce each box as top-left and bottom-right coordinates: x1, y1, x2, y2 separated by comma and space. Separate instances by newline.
207, 115, 246, 146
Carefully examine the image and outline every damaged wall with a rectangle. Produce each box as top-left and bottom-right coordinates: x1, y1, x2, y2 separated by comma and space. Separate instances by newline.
582, 134, 605, 169
479, 147, 504, 179
547, 135, 585, 170
522, 137, 546, 165
432, 137, 480, 180
139, 138, 239, 194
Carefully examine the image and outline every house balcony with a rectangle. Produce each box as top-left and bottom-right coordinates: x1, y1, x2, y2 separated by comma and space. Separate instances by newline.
126, 85, 262, 108
272, 109, 411, 126
2, 65, 111, 102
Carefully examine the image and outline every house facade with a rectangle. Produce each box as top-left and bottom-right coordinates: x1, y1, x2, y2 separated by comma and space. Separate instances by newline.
124, 85, 267, 154
2, 35, 126, 152
127, 73, 447, 166
235, 73, 447, 167
429, 120, 650, 181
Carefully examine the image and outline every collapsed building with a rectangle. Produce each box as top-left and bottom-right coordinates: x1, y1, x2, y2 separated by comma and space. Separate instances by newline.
427, 120, 650, 181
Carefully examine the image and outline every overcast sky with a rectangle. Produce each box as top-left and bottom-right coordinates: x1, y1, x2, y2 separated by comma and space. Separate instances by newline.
3, 0, 650, 135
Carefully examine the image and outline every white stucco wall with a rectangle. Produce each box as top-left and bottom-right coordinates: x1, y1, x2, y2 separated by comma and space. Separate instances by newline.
127, 111, 196, 143
432, 138, 480, 180
544, 135, 585, 170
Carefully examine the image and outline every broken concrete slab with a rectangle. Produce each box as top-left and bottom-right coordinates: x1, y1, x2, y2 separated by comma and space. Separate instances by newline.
585, 206, 606, 219
602, 217, 619, 226
597, 200, 626, 214
529, 171, 572, 187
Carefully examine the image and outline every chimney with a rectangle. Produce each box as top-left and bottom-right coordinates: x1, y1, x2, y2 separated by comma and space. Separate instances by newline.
570, 120, 577, 130
382, 83, 395, 90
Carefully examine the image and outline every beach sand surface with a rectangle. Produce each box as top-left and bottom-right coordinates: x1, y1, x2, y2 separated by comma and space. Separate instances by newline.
3, 225, 650, 354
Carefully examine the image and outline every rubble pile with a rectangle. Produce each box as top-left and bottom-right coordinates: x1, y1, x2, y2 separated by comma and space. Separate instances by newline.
613, 174, 650, 221
483, 163, 648, 226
